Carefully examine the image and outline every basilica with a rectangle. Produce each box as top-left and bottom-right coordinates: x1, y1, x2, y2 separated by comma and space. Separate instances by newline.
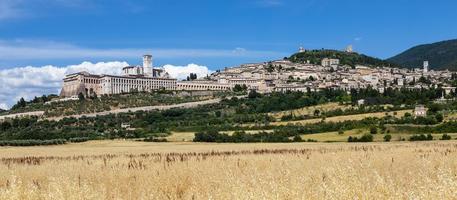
60, 55, 235, 97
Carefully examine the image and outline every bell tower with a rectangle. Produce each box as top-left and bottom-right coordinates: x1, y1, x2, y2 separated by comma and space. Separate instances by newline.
143, 54, 153, 77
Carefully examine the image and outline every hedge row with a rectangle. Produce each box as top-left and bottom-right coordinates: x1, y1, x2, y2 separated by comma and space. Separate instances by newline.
0, 137, 90, 146
0, 139, 67, 146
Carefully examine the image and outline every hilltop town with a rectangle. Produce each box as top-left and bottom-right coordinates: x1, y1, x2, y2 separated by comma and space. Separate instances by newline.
210, 47, 456, 95
59, 47, 457, 101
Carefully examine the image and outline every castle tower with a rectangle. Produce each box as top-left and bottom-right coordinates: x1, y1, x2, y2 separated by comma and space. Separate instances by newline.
143, 54, 153, 77
423, 61, 429, 74
345, 45, 353, 53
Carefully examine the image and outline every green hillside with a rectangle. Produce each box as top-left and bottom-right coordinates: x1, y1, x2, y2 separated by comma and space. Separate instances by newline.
388, 39, 457, 70
288, 49, 401, 68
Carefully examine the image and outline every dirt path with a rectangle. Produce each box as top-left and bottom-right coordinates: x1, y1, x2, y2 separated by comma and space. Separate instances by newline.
0, 111, 45, 121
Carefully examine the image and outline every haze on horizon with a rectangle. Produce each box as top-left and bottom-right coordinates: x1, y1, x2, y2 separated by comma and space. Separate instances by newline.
0, 0, 457, 109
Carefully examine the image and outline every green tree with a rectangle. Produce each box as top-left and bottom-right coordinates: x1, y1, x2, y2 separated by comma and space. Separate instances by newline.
404, 112, 412, 118
435, 113, 444, 123
78, 93, 85, 101
441, 134, 451, 140
248, 90, 260, 99
338, 130, 344, 135
12, 97, 27, 110
384, 134, 392, 142
370, 127, 378, 134
292, 135, 302, 142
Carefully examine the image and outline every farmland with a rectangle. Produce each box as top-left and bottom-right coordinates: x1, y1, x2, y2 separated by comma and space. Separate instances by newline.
2, 140, 457, 199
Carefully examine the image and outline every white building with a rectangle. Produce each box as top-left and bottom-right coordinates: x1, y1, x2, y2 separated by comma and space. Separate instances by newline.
414, 105, 427, 117
60, 55, 232, 97
321, 58, 340, 67
423, 61, 429, 74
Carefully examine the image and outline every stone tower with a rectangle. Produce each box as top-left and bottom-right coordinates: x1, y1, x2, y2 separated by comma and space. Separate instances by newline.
423, 61, 429, 74
345, 45, 353, 53
143, 54, 153, 77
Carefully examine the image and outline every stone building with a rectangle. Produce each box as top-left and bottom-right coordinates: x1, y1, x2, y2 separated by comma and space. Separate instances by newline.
60, 71, 177, 97
177, 81, 233, 91
414, 105, 427, 117
60, 55, 234, 97
321, 58, 340, 67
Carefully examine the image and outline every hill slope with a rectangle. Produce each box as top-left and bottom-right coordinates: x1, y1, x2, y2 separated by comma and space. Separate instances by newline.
388, 39, 457, 70
288, 49, 401, 68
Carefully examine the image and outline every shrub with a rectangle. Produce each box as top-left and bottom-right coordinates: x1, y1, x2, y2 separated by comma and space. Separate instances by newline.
338, 130, 344, 135
410, 134, 433, 141
370, 127, 378, 134
435, 113, 444, 123
292, 135, 303, 142
359, 134, 374, 142
143, 137, 168, 142
384, 134, 392, 142
0, 139, 67, 146
69, 137, 90, 143
248, 90, 261, 99
348, 134, 373, 142
193, 130, 293, 143
441, 134, 451, 140
281, 114, 294, 121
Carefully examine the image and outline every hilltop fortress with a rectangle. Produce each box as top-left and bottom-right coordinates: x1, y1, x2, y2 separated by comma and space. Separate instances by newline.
61, 49, 457, 98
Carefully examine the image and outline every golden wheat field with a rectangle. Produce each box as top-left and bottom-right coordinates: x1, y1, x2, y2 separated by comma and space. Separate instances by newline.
1, 140, 457, 199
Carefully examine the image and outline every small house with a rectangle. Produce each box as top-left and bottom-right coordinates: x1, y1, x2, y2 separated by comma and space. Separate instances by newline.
414, 105, 427, 117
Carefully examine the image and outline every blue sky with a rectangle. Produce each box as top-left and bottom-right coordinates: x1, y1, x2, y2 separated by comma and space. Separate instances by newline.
1, 0, 457, 69
1, 0, 457, 109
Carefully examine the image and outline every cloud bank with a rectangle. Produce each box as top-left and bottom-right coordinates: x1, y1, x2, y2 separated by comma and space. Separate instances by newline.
163, 64, 212, 80
0, 62, 211, 109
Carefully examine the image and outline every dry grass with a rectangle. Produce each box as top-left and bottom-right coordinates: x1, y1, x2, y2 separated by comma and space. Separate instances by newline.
444, 112, 457, 122
269, 102, 350, 119
2, 141, 457, 199
165, 132, 196, 142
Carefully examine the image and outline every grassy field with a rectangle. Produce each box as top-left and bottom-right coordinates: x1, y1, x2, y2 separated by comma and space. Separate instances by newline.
168, 128, 457, 143
269, 102, 351, 119
271, 109, 412, 126
2, 141, 457, 199
299, 128, 457, 142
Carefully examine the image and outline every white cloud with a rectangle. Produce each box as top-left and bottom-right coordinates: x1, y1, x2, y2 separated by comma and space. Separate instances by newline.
163, 64, 212, 80
0, 61, 128, 109
0, 103, 8, 110
0, 61, 211, 109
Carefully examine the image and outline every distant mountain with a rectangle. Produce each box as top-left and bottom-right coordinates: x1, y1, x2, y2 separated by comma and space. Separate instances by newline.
388, 39, 457, 70
288, 49, 401, 68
